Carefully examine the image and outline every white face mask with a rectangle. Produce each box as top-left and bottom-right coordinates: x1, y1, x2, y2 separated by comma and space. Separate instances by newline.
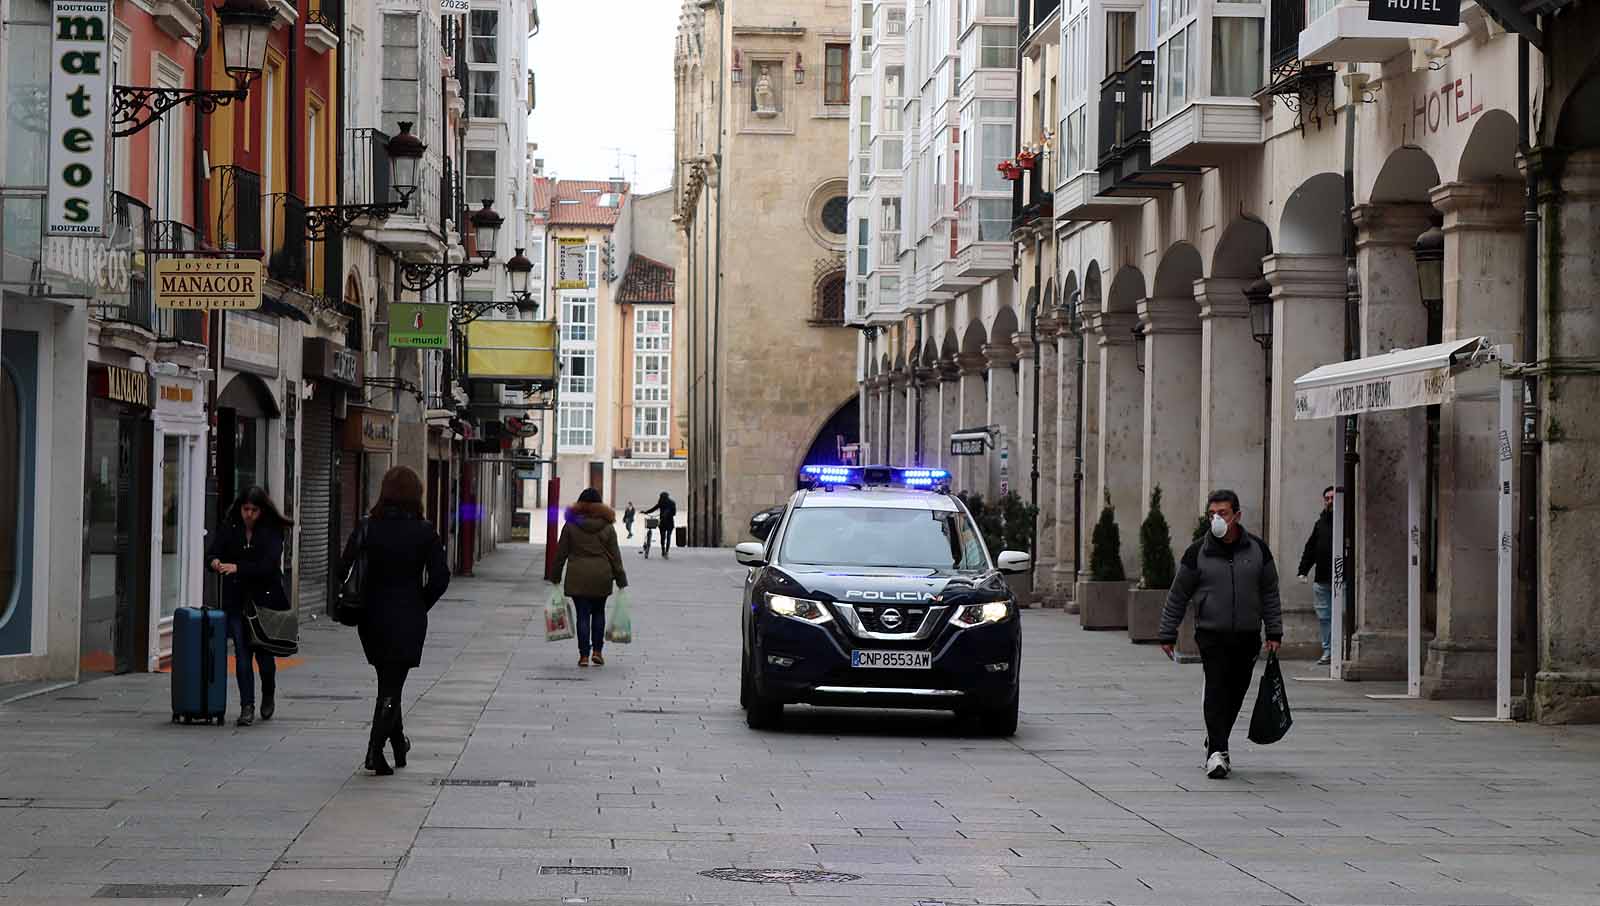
1210, 514, 1229, 539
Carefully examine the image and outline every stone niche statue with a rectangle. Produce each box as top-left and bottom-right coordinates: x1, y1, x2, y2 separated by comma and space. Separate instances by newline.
753, 64, 780, 117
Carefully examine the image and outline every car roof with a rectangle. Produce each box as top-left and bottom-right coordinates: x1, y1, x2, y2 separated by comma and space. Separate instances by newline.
793, 487, 962, 512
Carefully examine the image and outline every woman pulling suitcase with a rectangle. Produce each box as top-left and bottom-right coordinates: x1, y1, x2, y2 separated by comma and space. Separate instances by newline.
339, 466, 450, 776
206, 486, 293, 727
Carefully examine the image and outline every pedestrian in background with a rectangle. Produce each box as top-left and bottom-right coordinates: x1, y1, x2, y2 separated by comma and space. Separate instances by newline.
643, 491, 677, 560
206, 486, 293, 727
342, 466, 450, 776
552, 488, 629, 667
622, 502, 636, 539
1298, 486, 1335, 666
1159, 489, 1283, 780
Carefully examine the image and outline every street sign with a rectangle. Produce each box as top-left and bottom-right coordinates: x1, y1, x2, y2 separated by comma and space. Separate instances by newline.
154, 258, 262, 309
390, 303, 449, 348
1368, 0, 1460, 25
950, 431, 990, 457
556, 237, 587, 289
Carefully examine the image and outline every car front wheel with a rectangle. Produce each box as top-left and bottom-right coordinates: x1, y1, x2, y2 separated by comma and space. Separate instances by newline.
976, 691, 1018, 737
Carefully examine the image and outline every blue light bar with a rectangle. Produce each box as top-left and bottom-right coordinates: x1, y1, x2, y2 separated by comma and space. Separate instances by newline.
802, 465, 860, 484
801, 466, 950, 489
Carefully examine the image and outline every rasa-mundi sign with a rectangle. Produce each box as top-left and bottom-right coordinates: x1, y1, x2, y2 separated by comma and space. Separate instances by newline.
46, 0, 113, 236
389, 303, 449, 348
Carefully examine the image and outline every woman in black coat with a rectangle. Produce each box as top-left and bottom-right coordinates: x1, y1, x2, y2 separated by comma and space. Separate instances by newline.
339, 465, 449, 776
206, 486, 293, 727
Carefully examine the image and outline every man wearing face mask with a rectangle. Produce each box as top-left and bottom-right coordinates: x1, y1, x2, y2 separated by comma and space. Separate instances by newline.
1158, 489, 1283, 779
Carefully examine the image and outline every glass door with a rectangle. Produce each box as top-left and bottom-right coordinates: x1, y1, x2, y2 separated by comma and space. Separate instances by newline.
158, 435, 191, 625
83, 402, 149, 675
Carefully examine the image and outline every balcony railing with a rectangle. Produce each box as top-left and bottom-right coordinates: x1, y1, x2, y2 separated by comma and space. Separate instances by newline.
344, 128, 392, 209
90, 192, 150, 325
265, 193, 308, 288
306, 0, 339, 32
212, 165, 263, 253
1270, 0, 1305, 66
1098, 51, 1154, 168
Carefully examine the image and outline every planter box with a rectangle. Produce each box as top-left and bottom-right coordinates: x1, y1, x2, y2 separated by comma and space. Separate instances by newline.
1076, 580, 1130, 630
1128, 588, 1166, 642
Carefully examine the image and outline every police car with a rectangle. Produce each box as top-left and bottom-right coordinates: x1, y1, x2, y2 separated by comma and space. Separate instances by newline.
733, 465, 1027, 736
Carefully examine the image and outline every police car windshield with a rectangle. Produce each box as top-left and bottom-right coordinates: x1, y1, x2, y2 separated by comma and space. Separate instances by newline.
780, 506, 990, 570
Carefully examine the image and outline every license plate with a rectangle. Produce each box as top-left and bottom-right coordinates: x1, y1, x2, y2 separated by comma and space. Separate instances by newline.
851, 649, 932, 669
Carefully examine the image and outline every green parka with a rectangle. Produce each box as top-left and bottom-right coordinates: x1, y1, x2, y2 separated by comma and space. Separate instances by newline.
553, 500, 629, 598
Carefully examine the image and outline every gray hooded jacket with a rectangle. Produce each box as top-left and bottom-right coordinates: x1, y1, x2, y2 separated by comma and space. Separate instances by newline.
1157, 528, 1284, 643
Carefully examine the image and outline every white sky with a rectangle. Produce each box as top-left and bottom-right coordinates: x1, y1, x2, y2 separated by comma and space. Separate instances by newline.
527, 1, 680, 193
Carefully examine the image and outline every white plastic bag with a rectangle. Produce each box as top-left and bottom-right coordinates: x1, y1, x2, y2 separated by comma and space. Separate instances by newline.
604, 589, 633, 644
545, 590, 574, 642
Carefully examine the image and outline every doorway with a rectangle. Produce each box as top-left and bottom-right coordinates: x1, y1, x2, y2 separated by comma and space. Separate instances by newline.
83, 400, 151, 675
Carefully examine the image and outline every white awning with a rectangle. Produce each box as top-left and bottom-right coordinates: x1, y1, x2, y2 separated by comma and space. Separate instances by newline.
1293, 337, 1499, 420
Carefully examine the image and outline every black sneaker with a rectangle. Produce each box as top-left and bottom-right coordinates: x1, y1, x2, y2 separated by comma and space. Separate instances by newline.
236, 704, 255, 727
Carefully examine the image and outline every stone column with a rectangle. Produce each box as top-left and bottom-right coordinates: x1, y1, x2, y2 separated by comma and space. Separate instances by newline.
939, 360, 961, 471
1425, 181, 1524, 699
1346, 203, 1434, 681
861, 376, 881, 464
1058, 324, 1091, 603
916, 368, 941, 468
1195, 278, 1265, 522
1537, 149, 1600, 722
858, 380, 874, 464
985, 343, 1020, 500
1088, 310, 1140, 579
1012, 333, 1037, 507
1036, 317, 1061, 599
1139, 296, 1204, 566
887, 371, 911, 465
956, 352, 988, 493
1263, 254, 1346, 657
905, 371, 919, 466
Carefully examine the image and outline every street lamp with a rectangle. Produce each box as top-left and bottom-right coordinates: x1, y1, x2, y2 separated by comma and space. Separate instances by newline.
397, 200, 505, 292
1414, 212, 1445, 339
111, 0, 272, 137
506, 247, 534, 304
1244, 276, 1274, 536
1065, 288, 1084, 336
306, 122, 425, 238
1131, 323, 1146, 374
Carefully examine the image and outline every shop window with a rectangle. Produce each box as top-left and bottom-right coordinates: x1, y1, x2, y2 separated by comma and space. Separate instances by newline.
0, 362, 18, 624
159, 436, 188, 620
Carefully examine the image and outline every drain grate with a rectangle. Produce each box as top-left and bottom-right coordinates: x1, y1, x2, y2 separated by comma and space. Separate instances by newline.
698, 868, 859, 884
539, 866, 629, 877
94, 884, 233, 899
287, 693, 363, 701
434, 778, 536, 788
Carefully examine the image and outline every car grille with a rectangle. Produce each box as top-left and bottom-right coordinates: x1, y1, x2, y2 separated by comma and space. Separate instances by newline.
850, 605, 929, 635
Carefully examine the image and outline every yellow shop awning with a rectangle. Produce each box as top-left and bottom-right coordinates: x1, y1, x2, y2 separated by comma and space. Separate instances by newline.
465, 320, 558, 383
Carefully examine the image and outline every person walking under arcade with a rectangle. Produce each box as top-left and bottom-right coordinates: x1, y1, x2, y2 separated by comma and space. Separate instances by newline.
341, 466, 450, 776
1297, 486, 1336, 666
1159, 489, 1283, 780
552, 488, 629, 667
207, 487, 293, 727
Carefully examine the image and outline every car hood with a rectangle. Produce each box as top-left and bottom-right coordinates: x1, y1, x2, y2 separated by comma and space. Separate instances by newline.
769, 565, 1007, 605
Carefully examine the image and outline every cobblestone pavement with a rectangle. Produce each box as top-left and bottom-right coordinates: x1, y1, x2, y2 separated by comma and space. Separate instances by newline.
2, 541, 1599, 906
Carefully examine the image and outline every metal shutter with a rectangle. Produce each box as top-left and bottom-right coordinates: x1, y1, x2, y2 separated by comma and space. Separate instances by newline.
298, 395, 335, 617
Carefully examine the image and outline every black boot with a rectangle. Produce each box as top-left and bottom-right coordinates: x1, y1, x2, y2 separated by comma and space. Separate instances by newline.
260, 685, 275, 721
388, 710, 410, 769
364, 697, 395, 776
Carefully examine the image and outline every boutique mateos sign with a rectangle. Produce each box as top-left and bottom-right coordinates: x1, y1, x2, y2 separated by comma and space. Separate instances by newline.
45, 0, 113, 237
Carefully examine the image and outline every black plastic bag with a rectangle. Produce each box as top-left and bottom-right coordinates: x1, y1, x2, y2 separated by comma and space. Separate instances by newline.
1248, 652, 1293, 745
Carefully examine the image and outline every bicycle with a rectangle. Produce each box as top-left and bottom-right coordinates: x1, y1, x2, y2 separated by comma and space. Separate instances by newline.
642, 517, 659, 558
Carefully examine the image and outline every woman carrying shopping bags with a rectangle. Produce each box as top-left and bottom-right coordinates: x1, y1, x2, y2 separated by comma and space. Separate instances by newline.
207, 486, 293, 727
552, 488, 628, 667
340, 466, 450, 776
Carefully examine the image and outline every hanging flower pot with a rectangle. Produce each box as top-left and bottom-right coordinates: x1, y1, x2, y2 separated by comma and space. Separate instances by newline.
997, 160, 1021, 181
1016, 149, 1037, 170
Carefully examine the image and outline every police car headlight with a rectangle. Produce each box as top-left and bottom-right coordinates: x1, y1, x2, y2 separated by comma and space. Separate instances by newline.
950, 601, 1011, 628
766, 593, 833, 624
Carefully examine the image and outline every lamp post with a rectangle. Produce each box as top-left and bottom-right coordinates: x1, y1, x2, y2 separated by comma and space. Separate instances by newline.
1414, 212, 1445, 344
1068, 289, 1085, 586
1131, 323, 1146, 374
1245, 276, 1274, 537
398, 200, 505, 292
111, 0, 273, 136
305, 122, 425, 238
506, 247, 535, 307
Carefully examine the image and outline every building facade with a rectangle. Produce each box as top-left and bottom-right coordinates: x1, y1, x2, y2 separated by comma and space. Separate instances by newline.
674, 0, 861, 547
853, 0, 1600, 721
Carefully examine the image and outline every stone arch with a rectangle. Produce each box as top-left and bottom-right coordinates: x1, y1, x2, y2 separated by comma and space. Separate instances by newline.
1211, 218, 1273, 279
1106, 265, 1146, 314
919, 331, 939, 368
1153, 242, 1204, 298
1556, 59, 1600, 148
940, 327, 959, 361
1371, 147, 1441, 204
1082, 261, 1102, 309
1280, 172, 1345, 255
989, 305, 1020, 347
796, 394, 862, 475
959, 320, 986, 356
1042, 278, 1057, 313
1457, 110, 1520, 183
1057, 272, 1077, 316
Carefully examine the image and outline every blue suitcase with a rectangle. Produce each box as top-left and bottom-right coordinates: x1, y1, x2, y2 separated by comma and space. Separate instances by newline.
171, 605, 227, 725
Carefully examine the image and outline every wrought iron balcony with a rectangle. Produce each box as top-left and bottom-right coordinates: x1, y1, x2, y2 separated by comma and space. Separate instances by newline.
212, 165, 264, 253
265, 193, 308, 289
305, 0, 339, 52
89, 192, 151, 326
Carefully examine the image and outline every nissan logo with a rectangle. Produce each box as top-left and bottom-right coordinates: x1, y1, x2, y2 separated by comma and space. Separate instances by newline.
881, 608, 903, 629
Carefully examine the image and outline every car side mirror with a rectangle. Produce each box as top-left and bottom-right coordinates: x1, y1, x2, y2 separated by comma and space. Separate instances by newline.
996, 550, 1031, 574
734, 542, 767, 567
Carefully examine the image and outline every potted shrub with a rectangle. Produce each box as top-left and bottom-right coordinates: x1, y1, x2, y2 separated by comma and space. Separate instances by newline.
1129, 487, 1174, 642
1078, 493, 1130, 630
999, 491, 1039, 605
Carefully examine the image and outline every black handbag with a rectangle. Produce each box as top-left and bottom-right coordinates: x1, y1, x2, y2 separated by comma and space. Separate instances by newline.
244, 597, 299, 657
1248, 652, 1293, 745
333, 519, 369, 627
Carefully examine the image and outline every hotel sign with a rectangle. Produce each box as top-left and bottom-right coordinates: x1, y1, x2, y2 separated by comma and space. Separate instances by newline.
45, 0, 113, 236
155, 258, 263, 309
1368, 0, 1459, 25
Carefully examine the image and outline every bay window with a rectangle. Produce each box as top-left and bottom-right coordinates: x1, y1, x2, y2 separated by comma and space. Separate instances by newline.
1211, 16, 1264, 97
978, 25, 1017, 69
468, 9, 499, 119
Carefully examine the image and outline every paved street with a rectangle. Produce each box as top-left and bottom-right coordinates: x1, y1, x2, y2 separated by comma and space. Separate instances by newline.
2, 541, 1599, 906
